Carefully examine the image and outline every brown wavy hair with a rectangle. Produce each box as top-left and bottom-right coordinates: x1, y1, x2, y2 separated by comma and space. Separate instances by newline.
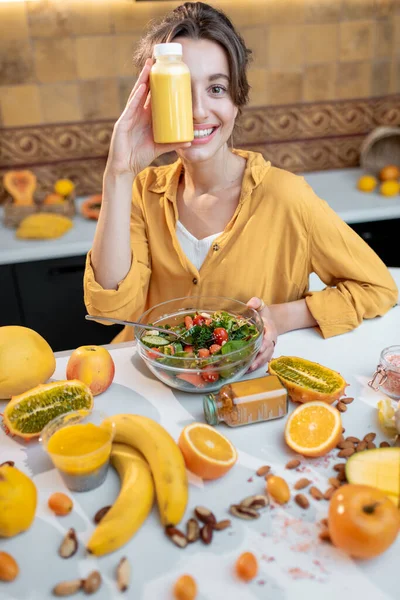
133, 2, 252, 114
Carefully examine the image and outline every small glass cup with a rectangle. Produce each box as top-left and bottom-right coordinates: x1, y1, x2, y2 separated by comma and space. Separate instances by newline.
40, 410, 115, 492
368, 345, 400, 401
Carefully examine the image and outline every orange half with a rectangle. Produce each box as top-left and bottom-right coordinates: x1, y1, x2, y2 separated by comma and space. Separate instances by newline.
178, 422, 237, 480
284, 401, 342, 458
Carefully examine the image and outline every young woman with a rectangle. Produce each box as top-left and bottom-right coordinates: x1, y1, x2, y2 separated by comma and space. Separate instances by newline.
84, 1, 397, 371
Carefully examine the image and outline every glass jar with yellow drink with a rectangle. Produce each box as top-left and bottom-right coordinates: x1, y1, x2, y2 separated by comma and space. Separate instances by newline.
40, 410, 115, 492
150, 43, 194, 144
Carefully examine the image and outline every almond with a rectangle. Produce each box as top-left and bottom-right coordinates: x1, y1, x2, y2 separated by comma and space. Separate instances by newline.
319, 529, 331, 543
82, 571, 102, 594
338, 447, 355, 458
53, 579, 83, 597
186, 518, 200, 543
337, 402, 347, 413
59, 528, 78, 559
213, 519, 231, 531
364, 433, 376, 443
345, 436, 360, 443
294, 478, 312, 490
355, 441, 367, 452
319, 518, 328, 528
333, 463, 345, 472
328, 477, 341, 489
337, 440, 355, 450
309, 486, 324, 500
341, 397, 354, 404
380, 441, 390, 448
165, 526, 188, 548
200, 523, 213, 545
367, 441, 376, 450
336, 435, 345, 447
256, 465, 271, 477
285, 459, 301, 470
336, 470, 347, 482
324, 487, 335, 500
295, 494, 309, 509
194, 506, 216, 526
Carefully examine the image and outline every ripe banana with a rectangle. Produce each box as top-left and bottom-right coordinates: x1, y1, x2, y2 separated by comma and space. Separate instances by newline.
103, 414, 188, 526
86, 443, 155, 556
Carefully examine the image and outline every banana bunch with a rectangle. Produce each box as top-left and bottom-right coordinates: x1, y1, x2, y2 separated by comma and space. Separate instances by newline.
87, 415, 188, 556
87, 443, 154, 556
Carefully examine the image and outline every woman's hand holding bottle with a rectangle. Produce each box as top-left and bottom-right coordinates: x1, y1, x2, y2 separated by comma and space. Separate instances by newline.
105, 58, 191, 179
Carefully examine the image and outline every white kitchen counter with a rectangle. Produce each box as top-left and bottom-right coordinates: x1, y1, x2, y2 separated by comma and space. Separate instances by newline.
1, 168, 399, 266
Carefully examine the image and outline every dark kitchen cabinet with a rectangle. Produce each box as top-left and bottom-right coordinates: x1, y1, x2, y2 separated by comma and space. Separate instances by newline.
1, 256, 122, 352
350, 218, 400, 267
0, 264, 23, 325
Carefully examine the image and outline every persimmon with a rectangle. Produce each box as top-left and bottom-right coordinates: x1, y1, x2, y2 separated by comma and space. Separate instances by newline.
328, 484, 400, 559
173, 574, 197, 600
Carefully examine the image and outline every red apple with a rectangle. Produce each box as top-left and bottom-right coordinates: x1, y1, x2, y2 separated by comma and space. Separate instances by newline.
66, 345, 115, 396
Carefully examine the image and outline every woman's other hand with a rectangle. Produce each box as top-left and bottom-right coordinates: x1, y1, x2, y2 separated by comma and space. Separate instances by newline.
246, 297, 278, 371
106, 58, 191, 177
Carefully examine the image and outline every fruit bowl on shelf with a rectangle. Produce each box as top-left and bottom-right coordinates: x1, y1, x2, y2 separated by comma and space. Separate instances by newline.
134, 296, 264, 393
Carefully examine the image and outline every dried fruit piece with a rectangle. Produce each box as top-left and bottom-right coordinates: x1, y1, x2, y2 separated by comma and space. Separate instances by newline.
266, 476, 290, 504
309, 486, 324, 500
173, 574, 198, 600
48, 492, 73, 516
294, 478, 312, 490
59, 528, 78, 559
235, 552, 258, 582
53, 579, 83, 597
295, 494, 310, 509
268, 356, 347, 404
186, 518, 200, 543
82, 571, 102, 594
116, 557, 130, 592
0, 552, 19, 582
165, 526, 188, 548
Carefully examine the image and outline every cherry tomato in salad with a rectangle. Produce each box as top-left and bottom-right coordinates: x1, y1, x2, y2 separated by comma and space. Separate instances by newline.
204, 318, 213, 326
209, 344, 222, 354
184, 316, 193, 330
198, 348, 210, 358
184, 345, 194, 353
193, 314, 205, 326
213, 328, 228, 345
201, 366, 219, 382
146, 348, 160, 360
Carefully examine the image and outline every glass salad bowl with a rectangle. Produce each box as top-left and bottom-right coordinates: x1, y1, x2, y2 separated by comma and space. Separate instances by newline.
134, 296, 264, 393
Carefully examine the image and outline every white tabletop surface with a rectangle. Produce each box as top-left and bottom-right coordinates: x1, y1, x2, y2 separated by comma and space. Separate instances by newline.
1, 306, 399, 600
1, 168, 400, 266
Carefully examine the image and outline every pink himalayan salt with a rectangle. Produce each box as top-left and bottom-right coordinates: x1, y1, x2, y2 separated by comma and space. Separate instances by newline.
382, 354, 400, 397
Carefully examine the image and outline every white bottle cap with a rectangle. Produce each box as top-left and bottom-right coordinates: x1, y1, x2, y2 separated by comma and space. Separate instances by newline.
153, 43, 183, 58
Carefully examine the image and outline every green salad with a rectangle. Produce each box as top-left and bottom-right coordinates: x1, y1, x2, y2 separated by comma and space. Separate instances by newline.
140, 310, 260, 387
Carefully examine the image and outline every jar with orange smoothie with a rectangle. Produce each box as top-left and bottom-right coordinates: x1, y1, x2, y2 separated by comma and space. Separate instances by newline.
150, 43, 194, 144
40, 410, 115, 492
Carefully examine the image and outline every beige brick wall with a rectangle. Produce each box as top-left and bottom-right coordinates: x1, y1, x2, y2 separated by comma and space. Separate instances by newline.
0, 0, 399, 127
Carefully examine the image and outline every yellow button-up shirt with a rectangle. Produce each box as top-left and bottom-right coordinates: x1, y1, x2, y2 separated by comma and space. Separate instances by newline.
84, 149, 398, 343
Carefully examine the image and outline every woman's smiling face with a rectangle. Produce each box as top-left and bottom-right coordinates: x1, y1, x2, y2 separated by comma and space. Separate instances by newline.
173, 37, 238, 163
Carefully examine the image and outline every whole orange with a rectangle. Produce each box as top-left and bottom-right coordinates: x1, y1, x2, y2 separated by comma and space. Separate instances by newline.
379, 164, 400, 181
328, 484, 400, 559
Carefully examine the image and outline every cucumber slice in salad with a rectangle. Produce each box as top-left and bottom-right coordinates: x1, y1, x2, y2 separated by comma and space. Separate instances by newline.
141, 335, 170, 348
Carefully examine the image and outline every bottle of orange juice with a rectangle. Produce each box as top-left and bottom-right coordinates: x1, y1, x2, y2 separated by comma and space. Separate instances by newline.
150, 43, 194, 144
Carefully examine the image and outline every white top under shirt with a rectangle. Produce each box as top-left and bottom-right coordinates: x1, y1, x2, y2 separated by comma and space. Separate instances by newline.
176, 220, 222, 271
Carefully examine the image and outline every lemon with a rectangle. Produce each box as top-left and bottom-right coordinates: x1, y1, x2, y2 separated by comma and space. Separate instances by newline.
54, 178, 75, 197
0, 465, 37, 537
357, 175, 378, 192
380, 180, 400, 197
377, 398, 397, 437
